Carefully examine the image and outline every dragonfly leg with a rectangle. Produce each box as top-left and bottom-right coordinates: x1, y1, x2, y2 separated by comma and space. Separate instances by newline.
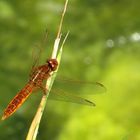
39, 85, 48, 95
44, 73, 51, 80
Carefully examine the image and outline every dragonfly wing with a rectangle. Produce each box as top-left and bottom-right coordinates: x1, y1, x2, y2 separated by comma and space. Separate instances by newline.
48, 89, 95, 106
54, 77, 106, 95
30, 31, 48, 76
30, 44, 42, 72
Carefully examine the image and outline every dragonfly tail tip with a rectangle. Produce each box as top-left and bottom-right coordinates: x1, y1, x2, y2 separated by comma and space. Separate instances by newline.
1, 115, 6, 121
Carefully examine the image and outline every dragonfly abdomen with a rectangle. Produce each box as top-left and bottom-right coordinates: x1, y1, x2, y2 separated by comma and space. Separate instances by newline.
1, 83, 34, 120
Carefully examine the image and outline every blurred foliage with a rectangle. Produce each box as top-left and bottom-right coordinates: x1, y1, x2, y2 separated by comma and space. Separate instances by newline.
0, 0, 140, 140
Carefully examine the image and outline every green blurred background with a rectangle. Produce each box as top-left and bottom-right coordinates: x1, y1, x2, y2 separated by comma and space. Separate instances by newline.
0, 0, 140, 140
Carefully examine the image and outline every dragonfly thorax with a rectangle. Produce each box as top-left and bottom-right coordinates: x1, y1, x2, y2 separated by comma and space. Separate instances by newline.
29, 59, 58, 86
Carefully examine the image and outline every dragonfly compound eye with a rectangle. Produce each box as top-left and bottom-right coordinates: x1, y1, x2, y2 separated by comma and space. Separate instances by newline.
47, 59, 58, 71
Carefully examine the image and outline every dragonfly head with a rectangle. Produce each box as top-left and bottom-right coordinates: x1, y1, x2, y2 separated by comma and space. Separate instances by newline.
47, 59, 58, 71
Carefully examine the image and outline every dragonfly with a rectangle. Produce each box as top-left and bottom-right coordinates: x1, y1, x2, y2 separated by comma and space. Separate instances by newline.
1, 58, 58, 120
1, 55, 105, 121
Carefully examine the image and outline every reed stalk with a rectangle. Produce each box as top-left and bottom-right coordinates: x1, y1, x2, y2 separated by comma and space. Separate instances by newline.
26, 0, 68, 139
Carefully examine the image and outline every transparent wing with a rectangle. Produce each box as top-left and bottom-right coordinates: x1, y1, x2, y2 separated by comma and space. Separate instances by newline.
31, 44, 42, 70
48, 88, 95, 106
30, 31, 48, 76
54, 77, 106, 95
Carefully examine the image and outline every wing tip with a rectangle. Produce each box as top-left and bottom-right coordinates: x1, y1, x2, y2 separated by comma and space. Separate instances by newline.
95, 82, 107, 92
84, 99, 96, 106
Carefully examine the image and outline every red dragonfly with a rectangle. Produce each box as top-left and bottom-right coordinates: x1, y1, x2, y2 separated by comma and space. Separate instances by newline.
1, 59, 58, 120
1, 56, 105, 120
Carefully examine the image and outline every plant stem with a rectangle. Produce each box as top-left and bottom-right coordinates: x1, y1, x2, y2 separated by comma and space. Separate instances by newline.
26, 0, 68, 140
